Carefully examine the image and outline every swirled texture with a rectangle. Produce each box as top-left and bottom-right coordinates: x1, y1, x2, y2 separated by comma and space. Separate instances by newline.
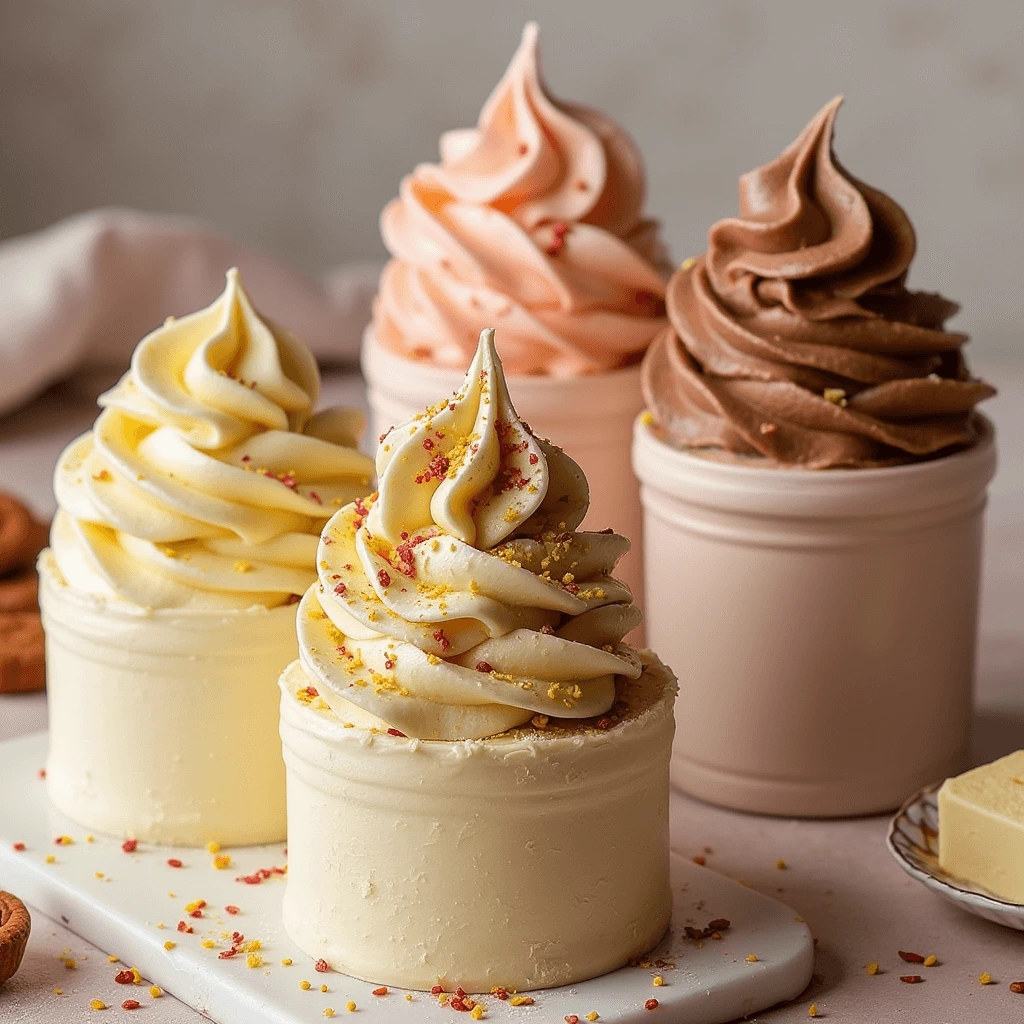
52, 269, 375, 610
643, 96, 995, 469
299, 328, 642, 740
373, 22, 669, 377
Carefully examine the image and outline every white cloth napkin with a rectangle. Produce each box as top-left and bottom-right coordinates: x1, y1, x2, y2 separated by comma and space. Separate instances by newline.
0, 208, 381, 417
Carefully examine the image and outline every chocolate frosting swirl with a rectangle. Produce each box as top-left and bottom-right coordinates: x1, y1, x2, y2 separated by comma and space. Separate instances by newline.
642, 97, 994, 469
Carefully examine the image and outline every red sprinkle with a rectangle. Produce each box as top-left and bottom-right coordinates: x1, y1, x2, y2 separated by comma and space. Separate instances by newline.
188, 910, 203, 919
315, 959, 331, 974
234, 865, 284, 886
218, 949, 238, 959
232, 932, 244, 944
645, 999, 659, 1010
377, 569, 392, 588
37, 768, 46, 779
565, 1017, 579, 1024
492, 988, 508, 1001
333, 582, 347, 596
386, 728, 406, 737
115, 970, 134, 984
225, 905, 240, 915
422, 438, 435, 451
475, 662, 493, 673
431, 986, 445, 996
433, 629, 451, 653
450, 997, 468, 1011
518, 143, 528, 155
167, 858, 183, 868
122, 1000, 141, 1010
372, 987, 388, 996
900, 975, 924, 984
309, 490, 322, 505
176, 921, 193, 933
12, 843, 25, 852
122, 839, 138, 853
529, 453, 539, 465
305, 685, 318, 698
898, 951, 925, 964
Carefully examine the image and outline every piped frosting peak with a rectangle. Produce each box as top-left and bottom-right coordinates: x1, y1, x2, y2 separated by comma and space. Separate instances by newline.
374, 23, 669, 376
52, 269, 375, 609
299, 329, 642, 740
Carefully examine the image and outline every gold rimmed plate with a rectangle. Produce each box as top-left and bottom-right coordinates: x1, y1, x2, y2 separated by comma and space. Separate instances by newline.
887, 782, 1024, 931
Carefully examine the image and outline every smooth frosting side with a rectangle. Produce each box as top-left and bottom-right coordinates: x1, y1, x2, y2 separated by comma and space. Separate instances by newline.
279, 653, 676, 992
298, 329, 643, 741
41, 553, 289, 845
374, 22, 669, 376
643, 96, 995, 469
51, 269, 375, 609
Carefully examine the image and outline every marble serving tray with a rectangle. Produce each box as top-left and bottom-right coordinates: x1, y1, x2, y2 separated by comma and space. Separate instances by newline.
0, 731, 813, 1023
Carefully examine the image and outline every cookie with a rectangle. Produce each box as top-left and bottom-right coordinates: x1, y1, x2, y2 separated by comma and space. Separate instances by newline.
0, 495, 35, 574
0, 566, 38, 614
0, 494, 48, 577
0, 612, 45, 694
0, 891, 30, 986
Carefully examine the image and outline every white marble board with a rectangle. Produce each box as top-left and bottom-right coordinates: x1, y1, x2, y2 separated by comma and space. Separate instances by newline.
0, 732, 813, 1023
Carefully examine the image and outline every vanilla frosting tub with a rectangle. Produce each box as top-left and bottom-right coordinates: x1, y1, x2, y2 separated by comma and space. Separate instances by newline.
42, 269, 374, 844
283, 328, 675, 988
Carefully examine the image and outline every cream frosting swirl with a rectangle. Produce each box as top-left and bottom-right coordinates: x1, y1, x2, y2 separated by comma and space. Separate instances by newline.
52, 269, 375, 610
373, 22, 669, 377
299, 328, 642, 740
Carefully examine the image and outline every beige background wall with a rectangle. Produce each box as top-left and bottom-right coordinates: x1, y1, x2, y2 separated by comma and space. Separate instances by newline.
1, 0, 1021, 351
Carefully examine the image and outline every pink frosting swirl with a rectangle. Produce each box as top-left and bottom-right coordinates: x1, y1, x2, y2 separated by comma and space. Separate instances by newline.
374, 22, 669, 376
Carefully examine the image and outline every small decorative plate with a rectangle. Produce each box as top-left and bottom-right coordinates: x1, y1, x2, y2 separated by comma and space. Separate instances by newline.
887, 782, 1024, 931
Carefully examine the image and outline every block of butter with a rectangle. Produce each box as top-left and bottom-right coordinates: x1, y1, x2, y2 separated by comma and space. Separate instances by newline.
938, 750, 1024, 903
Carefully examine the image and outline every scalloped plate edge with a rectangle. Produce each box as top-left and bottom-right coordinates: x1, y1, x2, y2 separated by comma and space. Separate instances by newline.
886, 782, 1024, 930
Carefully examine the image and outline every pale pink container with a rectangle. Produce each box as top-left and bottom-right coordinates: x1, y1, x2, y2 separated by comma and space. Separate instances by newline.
632, 415, 996, 817
363, 329, 646, 623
